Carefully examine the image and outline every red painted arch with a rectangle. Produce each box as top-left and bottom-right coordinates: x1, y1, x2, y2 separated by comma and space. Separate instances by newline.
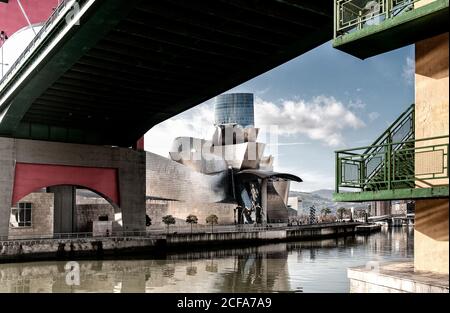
12, 163, 120, 205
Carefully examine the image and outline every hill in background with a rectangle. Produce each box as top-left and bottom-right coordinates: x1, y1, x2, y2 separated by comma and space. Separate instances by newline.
289, 189, 368, 214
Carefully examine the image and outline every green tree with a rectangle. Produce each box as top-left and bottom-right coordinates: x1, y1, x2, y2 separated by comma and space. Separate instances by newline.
355, 208, 364, 219
162, 215, 176, 233
185, 214, 198, 234
206, 214, 218, 233
337, 207, 346, 221
321, 207, 332, 216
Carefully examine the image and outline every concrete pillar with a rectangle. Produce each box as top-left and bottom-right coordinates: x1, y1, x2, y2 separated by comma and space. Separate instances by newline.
415, 32, 449, 186
49, 186, 76, 234
0, 137, 15, 238
415, 199, 449, 274
414, 32, 449, 274
117, 149, 146, 232
261, 179, 267, 225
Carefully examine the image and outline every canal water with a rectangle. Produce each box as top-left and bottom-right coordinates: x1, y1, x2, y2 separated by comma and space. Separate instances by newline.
0, 227, 413, 293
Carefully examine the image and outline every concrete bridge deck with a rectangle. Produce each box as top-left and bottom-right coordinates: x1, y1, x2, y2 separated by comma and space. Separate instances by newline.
0, 0, 333, 146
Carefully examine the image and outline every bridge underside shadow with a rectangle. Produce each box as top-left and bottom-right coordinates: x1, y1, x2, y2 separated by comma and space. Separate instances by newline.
0, 0, 333, 147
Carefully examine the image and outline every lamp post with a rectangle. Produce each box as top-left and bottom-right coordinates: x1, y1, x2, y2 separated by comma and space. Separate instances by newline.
0, 30, 9, 78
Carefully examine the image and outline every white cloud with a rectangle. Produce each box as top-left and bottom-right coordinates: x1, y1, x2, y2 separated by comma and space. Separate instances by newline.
144, 104, 215, 157
402, 56, 415, 85
255, 95, 365, 147
348, 98, 366, 109
145, 95, 365, 156
266, 142, 310, 146
368, 111, 380, 121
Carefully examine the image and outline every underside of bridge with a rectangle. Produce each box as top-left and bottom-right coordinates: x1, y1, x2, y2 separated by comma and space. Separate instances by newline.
0, 0, 333, 147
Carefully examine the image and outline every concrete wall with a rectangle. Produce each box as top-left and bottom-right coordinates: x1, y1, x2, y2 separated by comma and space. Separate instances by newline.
415, 32, 449, 188
0, 137, 146, 237
413, 32, 449, 274
8, 192, 54, 239
348, 261, 449, 293
76, 203, 116, 232
0, 223, 360, 262
166, 223, 358, 246
0, 237, 161, 262
166, 230, 285, 246
146, 199, 235, 226
414, 199, 449, 274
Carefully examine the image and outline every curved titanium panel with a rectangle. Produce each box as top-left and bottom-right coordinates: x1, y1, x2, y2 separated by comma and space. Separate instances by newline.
236, 169, 302, 182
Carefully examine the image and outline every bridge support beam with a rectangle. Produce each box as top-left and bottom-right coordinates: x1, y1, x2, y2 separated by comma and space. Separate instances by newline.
0, 138, 15, 237
49, 185, 76, 234
0, 137, 146, 238
413, 32, 449, 275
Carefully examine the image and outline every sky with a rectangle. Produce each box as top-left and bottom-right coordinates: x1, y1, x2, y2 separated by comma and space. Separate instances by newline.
145, 41, 415, 192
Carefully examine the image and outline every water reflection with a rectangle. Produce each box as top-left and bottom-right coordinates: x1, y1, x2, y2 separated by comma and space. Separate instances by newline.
0, 227, 413, 293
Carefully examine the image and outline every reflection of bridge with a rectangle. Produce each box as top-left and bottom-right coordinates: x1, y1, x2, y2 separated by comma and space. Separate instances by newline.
369, 214, 414, 226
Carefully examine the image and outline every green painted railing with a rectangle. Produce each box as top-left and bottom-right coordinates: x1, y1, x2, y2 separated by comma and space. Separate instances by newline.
362, 104, 414, 184
335, 135, 449, 193
334, 0, 420, 37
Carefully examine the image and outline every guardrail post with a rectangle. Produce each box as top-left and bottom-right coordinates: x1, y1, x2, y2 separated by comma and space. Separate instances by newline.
335, 152, 340, 193
334, 0, 337, 38
385, 0, 391, 19
360, 158, 365, 190
387, 138, 392, 190
447, 143, 449, 179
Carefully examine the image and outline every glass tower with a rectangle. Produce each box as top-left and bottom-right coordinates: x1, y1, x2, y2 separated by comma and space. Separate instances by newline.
214, 93, 254, 128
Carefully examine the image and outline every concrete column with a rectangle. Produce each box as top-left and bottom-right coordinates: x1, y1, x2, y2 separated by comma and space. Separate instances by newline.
117, 149, 146, 232
0, 137, 15, 238
261, 179, 267, 225
49, 185, 76, 234
415, 199, 449, 274
413, 32, 449, 274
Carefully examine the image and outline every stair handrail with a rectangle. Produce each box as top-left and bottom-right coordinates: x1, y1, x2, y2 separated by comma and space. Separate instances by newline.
364, 104, 414, 154
361, 104, 414, 188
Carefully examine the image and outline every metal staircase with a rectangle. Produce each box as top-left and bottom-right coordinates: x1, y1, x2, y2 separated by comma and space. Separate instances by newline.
363, 104, 415, 191
334, 104, 449, 201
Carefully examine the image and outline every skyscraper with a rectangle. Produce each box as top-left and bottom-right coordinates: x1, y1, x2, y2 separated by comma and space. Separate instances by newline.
214, 93, 254, 128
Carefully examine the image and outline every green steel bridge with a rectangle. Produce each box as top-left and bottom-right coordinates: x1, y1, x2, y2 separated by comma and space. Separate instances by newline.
334, 104, 449, 201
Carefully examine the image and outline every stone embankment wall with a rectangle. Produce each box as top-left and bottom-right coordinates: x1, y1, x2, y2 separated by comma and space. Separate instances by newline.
0, 223, 360, 262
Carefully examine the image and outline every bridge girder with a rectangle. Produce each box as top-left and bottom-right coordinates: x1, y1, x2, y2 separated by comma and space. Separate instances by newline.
0, 0, 333, 146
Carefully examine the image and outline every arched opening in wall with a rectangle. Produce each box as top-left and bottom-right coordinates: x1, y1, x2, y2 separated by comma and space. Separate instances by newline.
8, 185, 122, 240
75, 187, 122, 234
